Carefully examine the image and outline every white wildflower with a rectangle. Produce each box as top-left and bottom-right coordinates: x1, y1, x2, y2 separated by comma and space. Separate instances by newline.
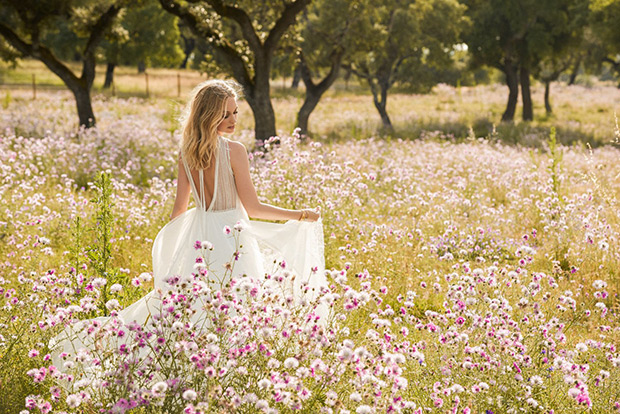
151, 381, 168, 395
138, 272, 153, 282
66, 394, 81, 408
350, 392, 362, 402
182, 389, 197, 401
284, 357, 299, 369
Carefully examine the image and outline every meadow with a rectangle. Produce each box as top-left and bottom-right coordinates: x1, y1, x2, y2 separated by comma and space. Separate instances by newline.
0, 80, 619, 413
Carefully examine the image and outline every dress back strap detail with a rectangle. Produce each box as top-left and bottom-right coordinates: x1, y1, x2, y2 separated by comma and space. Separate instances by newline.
182, 137, 237, 212
182, 149, 220, 211
182, 158, 204, 210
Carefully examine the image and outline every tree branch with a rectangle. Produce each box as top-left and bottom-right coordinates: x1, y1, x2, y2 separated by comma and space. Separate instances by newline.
264, 0, 311, 52
158, 0, 253, 88
204, 0, 262, 54
0, 21, 33, 57
343, 62, 369, 81
603, 56, 620, 70
0, 21, 80, 87
389, 53, 414, 87
298, 51, 315, 89
81, 3, 123, 87
300, 48, 342, 93
315, 50, 343, 92
83, 4, 123, 57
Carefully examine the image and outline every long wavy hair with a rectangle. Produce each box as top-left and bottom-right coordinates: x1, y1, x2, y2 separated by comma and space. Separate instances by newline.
180, 80, 239, 170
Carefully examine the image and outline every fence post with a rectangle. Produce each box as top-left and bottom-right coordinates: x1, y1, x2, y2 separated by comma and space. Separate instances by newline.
32, 74, 36, 100
145, 72, 149, 97
177, 73, 181, 97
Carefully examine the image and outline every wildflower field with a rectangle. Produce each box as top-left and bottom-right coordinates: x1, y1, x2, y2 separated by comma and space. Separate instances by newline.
0, 86, 619, 414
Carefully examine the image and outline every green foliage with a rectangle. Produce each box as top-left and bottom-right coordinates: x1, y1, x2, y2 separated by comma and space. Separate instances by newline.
175, 0, 303, 78
590, 0, 620, 47
2, 0, 124, 60
299, 0, 363, 71
102, 0, 184, 69
548, 126, 563, 194
347, 0, 468, 128
87, 171, 120, 316
463, 0, 589, 71
2, 90, 10, 109
0, 36, 19, 63
589, 0, 620, 80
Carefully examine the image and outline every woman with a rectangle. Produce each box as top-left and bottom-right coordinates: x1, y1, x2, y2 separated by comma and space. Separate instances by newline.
51, 80, 327, 369
148, 79, 324, 293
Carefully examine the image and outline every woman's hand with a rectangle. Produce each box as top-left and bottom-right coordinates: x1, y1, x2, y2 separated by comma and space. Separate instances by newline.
300, 208, 321, 222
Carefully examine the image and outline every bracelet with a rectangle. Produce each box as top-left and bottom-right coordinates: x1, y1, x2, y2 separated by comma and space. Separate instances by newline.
299, 209, 309, 221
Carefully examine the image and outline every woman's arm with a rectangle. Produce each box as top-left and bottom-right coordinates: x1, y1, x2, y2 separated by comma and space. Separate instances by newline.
170, 157, 191, 220
229, 141, 320, 222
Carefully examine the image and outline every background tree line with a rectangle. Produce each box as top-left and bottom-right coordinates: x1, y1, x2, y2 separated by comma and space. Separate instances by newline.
1, 0, 619, 141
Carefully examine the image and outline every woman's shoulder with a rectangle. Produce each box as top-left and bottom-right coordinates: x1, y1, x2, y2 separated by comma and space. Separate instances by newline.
224, 138, 248, 156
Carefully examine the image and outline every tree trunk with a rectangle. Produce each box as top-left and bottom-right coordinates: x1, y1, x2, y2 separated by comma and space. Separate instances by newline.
180, 35, 195, 69
291, 63, 301, 89
520, 65, 533, 121
66, 79, 96, 128
247, 92, 277, 142
103, 62, 116, 89
544, 80, 552, 114
369, 77, 393, 131
296, 52, 342, 135
501, 61, 519, 122
297, 92, 319, 135
245, 57, 277, 142
568, 56, 581, 85
374, 100, 392, 130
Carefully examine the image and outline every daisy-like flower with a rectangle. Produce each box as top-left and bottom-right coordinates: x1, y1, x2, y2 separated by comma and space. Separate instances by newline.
182, 389, 197, 401
151, 381, 168, 395
138, 272, 152, 282
284, 357, 299, 369
65, 394, 81, 408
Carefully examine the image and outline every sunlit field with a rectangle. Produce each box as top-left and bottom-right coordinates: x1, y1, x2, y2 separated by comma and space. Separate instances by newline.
1, 86, 619, 413
3, 59, 620, 144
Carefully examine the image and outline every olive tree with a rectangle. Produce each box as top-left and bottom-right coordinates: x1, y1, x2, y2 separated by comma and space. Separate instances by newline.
346, 0, 467, 131
159, 0, 311, 142
0, 0, 126, 127
295, 0, 366, 135
463, 0, 589, 121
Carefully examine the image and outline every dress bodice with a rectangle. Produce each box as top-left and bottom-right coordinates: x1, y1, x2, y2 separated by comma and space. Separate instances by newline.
182, 137, 237, 212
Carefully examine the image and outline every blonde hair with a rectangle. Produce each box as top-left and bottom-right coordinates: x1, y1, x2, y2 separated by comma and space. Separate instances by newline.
180, 79, 239, 170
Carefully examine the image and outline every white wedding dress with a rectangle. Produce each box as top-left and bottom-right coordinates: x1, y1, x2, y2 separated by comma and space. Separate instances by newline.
51, 136, 326, 368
